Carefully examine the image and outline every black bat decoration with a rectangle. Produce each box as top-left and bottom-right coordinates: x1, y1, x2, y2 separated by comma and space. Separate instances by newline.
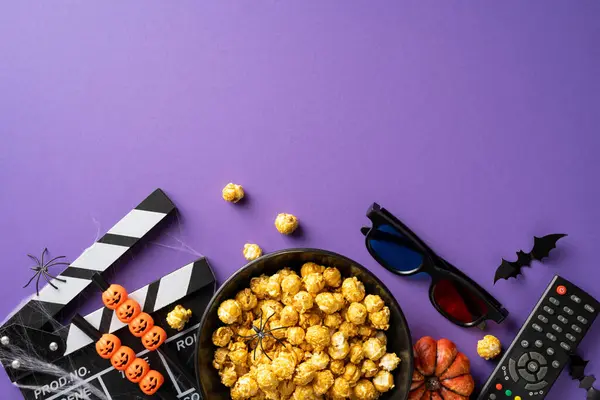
493, 233, 567, 283
568, 353, 600, 400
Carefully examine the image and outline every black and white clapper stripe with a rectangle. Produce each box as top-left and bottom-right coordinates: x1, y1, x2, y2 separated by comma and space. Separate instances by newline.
63, 258, 214, 355
5, 189, 176, 330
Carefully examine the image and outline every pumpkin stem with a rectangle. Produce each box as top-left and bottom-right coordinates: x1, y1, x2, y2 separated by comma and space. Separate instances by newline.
425, 376, 441, 391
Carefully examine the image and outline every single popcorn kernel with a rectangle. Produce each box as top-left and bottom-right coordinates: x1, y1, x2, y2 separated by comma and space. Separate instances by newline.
274, 213, 299, 235
477, 334, 502, 360
222, 183, 245, 203
218, 300, 242, 324
166, 305, 192, 331
243, 243, 262, 261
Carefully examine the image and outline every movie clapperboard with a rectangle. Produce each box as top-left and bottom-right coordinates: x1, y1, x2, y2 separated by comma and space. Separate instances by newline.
0, 189, 217, 400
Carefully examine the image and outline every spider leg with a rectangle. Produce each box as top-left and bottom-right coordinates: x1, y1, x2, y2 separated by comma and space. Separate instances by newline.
44, 255, 66, 266
236, 333, 259, 339
27, 254, 42, 266
23, 271, 41, 288
45, 262, 69, 269
43, 274, 59, 290
30, 267, 41, 271
265, 326, 288, 332
267, 333, 287, 348
258, 312, 264, 331
264, 312, 275, 329
43, 272, 67, 283
260, 339, 272, 361
41, 248, 47, 266
35, 273, 42, 297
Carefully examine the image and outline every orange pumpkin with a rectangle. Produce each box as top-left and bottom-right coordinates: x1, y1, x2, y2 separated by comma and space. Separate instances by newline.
129, 312, 154, 337
110, 346, 136, 371
125, 358, 150, 383
409, 337, 475, 400
116, 298, 141, 323
139, 370, 164, 395
95, 334, 121, 359
102, 284, 128, 310
142, 326, 167, 351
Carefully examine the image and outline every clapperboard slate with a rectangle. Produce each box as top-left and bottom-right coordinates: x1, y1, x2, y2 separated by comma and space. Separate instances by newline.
0, 189, 217, 400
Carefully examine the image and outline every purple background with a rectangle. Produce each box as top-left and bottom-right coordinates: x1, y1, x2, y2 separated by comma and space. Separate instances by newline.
1, 1, 599, 398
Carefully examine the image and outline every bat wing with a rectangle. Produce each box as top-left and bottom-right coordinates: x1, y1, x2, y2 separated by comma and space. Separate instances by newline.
531, 233, 567, 261
569, 353, 589, 381
494, 259, 523, 283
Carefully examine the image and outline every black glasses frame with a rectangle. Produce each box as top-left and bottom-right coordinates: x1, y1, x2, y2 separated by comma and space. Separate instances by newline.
362, 203, 508, 327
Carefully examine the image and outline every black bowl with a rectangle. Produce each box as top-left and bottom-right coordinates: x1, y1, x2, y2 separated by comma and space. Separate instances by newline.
195, 248, 413, 399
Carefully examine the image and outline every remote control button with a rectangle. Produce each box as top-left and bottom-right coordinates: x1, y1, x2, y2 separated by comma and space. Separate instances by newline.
543, 306, 555, 315
570, 295, 581, 303
556, 285, 567, 295
566, 333, 576, 342
515, 397, 522, 400
537, 314, 548, 323
563, 306, 574, 315
572, 324, 582, 333
525, 381, 548, 391
585, 304, 595, 313
530, 352, 547, 365
489, 395, 496, 400
558, 315, 568, 324
532, 323, 543, 332
535, 340, 543, 348
518, 353, 530, 367
546, 333, 557, 341
577, 316, 588, 324
518, 368, 537, 382
508, 359, 519, 382
552, 324, 563, 333
552, 360, 560, 368
549, 297, 560, 305
537, 366, 548, 380
527, 361, 539, 372
496, 383, 503, 390
547, 347, 555, 356
560, 342, 571, 351
521, 340, 530, 348
505, 390, 512, 396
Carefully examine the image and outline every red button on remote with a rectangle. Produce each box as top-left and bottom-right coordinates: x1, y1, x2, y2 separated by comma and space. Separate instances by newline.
495, 383, 503, 390
557, 285, 567, 295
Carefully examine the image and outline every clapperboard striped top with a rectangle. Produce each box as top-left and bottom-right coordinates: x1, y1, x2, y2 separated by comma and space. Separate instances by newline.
4, 189, 176, 330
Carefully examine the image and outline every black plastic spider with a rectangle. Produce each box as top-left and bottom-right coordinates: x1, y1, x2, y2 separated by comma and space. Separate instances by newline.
23, 248, 68, 296
236, 312, 289, 361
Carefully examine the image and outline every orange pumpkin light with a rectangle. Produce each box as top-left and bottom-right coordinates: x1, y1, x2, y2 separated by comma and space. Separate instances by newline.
110, 346, 136, 371
116, 299, 141, 323
142, 326, 167, 351
95, 334, 121, 359
102, 284, 128, 310
125, 358, 150, 383
129, 312, 154, 337
139, 370, 164, 395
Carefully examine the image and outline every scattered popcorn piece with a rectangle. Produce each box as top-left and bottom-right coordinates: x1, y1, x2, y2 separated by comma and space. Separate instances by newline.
243, 243, 262, 261
477, 334, 502, 360
166, 304, 192, 331
373, 370, 395, 392
275, 213, 299, 235
218, 299, 242, 324
222, 183, 245, 203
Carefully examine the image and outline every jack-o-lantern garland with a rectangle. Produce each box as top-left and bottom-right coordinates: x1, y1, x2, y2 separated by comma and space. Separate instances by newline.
92, 275, 167, 396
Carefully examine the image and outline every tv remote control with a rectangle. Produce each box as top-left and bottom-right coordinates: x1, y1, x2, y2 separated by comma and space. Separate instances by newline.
477, 275, 599, 400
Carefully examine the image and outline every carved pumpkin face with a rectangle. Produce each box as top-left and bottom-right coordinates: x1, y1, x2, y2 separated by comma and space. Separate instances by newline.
102, 284, 128, 310
110, 346, 136, 371
125, 358, 150, 383
142, 326, 167, 351
95, 334, 121, 359
116, 299, 141, 323
129, 312, 154, 337
139, 370, 164, 395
